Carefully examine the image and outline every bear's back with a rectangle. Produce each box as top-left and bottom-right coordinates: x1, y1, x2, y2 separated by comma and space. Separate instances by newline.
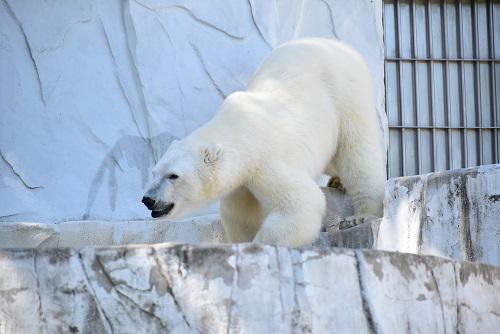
247, 38, 369, 95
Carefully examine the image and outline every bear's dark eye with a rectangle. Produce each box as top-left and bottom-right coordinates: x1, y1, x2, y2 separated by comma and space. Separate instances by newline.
167, 174, 179, 180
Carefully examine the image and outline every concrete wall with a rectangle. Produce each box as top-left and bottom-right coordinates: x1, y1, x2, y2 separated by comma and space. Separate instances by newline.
1, 244, 499, 333
0, 0, 384, 223
330, 164, 500, 266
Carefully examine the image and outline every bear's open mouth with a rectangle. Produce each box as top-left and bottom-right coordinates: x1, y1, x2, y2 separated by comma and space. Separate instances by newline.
151, 203, 174, 218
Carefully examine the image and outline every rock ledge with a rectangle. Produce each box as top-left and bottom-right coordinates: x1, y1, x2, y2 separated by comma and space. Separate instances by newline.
2, 244, 499, 333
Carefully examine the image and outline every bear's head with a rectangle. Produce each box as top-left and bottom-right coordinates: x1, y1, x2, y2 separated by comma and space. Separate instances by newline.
142, 139, 225, 219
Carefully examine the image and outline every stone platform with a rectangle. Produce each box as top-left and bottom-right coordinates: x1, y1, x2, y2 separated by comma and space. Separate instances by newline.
1, 244, 499, 333
329, 164, 500, 267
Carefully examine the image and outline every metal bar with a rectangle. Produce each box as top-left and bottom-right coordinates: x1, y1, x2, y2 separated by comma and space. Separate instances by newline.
458, 1, 468, 167
385, 57, 498, 62
383, 0, 499, 173
383, 7, 391, 178
384, 65, 392, 177
388, 125, 500, 130
396, 0, 406, 176
473, 1, 483, 165
489, 0, 498, 163
411, 0, 421, 174
443, 0, 452, 170
427, 0, 437, 171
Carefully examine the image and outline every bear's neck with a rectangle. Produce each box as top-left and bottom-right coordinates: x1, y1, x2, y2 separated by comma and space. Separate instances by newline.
189, 115, 256, 192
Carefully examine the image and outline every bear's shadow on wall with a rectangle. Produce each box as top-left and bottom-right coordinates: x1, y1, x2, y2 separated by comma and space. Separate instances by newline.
83, 132, 176, 219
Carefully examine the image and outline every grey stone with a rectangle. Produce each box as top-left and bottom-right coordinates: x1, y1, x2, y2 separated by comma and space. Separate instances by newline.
322, 187, 354, 231
0, 215, 225, 248
1, 244, 499, 333
329, 164, 500, 266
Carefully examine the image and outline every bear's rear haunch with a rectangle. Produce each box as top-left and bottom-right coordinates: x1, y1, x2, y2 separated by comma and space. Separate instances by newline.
143, 38, 386, 247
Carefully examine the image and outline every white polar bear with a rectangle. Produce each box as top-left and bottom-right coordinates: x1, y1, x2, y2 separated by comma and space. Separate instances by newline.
142, 38, 386, 247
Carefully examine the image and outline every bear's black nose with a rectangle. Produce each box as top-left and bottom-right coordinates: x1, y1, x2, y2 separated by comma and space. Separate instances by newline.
142, 196, 155, 210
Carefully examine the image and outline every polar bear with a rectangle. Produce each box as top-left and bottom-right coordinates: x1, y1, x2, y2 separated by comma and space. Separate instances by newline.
142, 38, 386, 247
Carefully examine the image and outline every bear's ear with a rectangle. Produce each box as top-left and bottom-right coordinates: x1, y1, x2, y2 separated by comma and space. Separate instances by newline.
203, 144, 222, 165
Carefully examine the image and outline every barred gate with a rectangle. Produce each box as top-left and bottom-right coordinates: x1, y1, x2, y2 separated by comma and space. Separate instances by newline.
384, 0, 499, 178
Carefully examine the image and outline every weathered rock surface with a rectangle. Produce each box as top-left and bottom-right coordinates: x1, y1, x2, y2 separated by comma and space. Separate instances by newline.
1, 244, 499, 333
0, 0, 384, 223
0, 215, 225, 248
329, 164, 500, 266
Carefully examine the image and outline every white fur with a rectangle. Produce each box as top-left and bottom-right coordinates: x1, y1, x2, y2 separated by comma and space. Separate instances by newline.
145, 38, 386, 247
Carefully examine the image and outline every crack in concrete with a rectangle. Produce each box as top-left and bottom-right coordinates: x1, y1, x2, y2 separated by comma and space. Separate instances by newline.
32, 251, 45, 333
121, 0, 157, 162
115, 287, 170, 331
97, 14, 147, 142
190, 42, 226, 99
272, 0, 280, 44
0, 287, 28, 294
274, 247, 287, 320
290, 250, 309, 332
453, 263, 461, 333
354, 251, 378, 334
293, 0, 306, 38
459, 302, 500, 318
34, 230, 57, 249
153, 14, 188, 136
429, 268, 447, 333
247, 0, 273, 49
78, 252, 115, 334
94, 254, 169, 331
32, 4, 93, 54
36, 17, 93, 53
318, 0, 338, 38
226, 245, 239, 334
152, 248, 192, 331
417, 179, 428, 253
0, 212, 31, 220
458, 175, 475, 262
1, 0, 45, 106
133, 0, 245, 41
0, 150, 43, 190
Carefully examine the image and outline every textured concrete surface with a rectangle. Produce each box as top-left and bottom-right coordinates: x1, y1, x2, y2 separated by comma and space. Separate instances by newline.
1, 244, 499, 334
0, 215, 225, 248
329, 164, 500, 266
0, 0, 384, 222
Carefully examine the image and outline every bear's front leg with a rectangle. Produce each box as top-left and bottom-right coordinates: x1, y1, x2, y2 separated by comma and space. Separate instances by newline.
220, 187, 265, 243
252, 174, 326, 247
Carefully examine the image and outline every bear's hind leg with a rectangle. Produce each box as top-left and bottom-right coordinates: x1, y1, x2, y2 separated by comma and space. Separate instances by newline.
220, 187, 264, 243
253, 173, 326, 247
332, 147, 385, 219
